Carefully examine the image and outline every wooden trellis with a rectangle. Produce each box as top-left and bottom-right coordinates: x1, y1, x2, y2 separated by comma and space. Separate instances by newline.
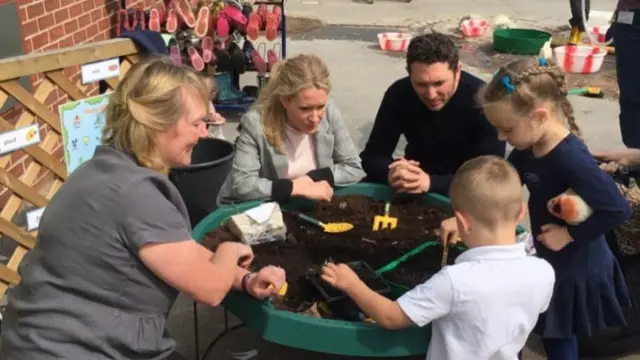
0, 38, 142, 299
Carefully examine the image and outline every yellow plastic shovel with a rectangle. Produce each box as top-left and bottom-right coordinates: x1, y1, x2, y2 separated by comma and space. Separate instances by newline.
296, 213, 354, 233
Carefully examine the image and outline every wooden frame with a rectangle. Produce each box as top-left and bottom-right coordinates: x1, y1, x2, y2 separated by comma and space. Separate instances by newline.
0, 38, 142, 298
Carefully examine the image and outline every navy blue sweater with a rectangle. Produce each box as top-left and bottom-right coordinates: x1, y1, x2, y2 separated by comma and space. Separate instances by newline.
509, 134, 631, 274
360, 72, 506, 196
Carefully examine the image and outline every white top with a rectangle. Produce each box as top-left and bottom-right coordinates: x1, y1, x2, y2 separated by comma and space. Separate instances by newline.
284, 123, 318, 179
396, 243, 555, 360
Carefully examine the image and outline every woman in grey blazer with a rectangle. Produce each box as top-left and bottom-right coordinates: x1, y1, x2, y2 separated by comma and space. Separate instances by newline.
218, 54, 365, 205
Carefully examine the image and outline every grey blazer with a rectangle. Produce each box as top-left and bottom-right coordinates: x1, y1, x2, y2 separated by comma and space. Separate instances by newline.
217, 99, 365, 205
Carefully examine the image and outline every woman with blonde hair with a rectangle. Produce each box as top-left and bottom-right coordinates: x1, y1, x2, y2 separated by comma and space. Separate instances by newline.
0, 56, 286, 360
217, 53, 365, 205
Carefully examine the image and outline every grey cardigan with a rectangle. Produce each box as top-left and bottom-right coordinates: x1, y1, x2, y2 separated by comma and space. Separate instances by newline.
217, 99, 365, 205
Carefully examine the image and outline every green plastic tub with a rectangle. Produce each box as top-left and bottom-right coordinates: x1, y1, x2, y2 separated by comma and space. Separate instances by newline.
192, 183, 454, 357
493, 28, 552, 55
192, 183, 529, 357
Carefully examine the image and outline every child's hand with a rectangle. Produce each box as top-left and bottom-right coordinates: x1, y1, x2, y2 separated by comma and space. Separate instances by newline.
321, 263, 361, 292
537, 223, 573, 251
438, 217, 460, 246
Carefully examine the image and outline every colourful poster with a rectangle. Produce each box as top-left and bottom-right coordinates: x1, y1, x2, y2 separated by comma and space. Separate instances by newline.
58, 94, 110, 174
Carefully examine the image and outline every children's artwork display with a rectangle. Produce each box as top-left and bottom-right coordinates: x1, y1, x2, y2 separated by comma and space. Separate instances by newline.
59, 94, 110, 174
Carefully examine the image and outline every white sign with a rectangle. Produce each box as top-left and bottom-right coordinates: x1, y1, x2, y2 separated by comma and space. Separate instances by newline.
0, 124, 40, 156
81, 58, 120, 84
26, 207, 46, 231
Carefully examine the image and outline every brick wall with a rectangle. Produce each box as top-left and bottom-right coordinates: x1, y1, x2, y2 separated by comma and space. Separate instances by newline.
0, 0, 164, 208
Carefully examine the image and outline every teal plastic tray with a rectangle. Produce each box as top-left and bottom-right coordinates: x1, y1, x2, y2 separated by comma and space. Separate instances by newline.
192, 183, 455, 357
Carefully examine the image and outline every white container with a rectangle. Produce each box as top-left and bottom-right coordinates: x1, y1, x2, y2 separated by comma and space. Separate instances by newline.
588, 24, 610, 44
377, 32, 412, 52
553, 45, 607, 74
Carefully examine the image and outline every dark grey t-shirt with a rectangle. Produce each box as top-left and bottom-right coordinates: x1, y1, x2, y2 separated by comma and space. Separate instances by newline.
0, 146, 192, 360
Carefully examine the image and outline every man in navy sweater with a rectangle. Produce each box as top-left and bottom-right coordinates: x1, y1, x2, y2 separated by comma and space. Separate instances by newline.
360, 33, 506, 196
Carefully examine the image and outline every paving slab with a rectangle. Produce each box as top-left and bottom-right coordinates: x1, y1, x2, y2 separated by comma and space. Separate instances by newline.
166, 21, 639, 360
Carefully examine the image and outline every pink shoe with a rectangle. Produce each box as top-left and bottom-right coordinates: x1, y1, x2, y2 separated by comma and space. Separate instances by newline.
195, 6, 210, 37
216, 12, 230, 38
246, 12, 261, 41
165, 8, 179, 33
188, 46, 205, 71
170, 45, 182, 65
176, 0, 196, 28
201, 36, 214, 63
265, 12, 278, 41
222, 4, 247, 29
149, 8, 161, 32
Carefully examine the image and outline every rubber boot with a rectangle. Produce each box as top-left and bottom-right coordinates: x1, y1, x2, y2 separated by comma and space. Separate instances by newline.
215, 72, 251, 104
569, 26, 581, 45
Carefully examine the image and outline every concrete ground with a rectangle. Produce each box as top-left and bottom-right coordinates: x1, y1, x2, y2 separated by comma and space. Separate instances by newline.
167, 1, 638, 359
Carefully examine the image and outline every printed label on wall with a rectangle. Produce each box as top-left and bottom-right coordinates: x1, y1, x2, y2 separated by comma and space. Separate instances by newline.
26, 207, 46, 231
81, 58, 120, 84
0, 124, 40, 156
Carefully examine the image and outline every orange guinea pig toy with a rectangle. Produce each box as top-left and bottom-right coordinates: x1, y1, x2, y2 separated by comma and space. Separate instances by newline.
547, 189, 593, 225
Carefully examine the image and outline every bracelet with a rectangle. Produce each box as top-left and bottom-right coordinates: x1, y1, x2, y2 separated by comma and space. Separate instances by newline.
241, 272, 255, 293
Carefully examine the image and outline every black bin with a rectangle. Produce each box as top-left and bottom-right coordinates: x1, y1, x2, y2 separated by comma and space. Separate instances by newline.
169, 138, 235, 229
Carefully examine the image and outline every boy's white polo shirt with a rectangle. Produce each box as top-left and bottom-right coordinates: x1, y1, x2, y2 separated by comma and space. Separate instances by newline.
396, 243, 555, 360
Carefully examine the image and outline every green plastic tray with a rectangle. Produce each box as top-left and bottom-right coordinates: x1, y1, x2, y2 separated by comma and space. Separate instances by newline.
192, 183, 454, 357
493, 28, 552, 55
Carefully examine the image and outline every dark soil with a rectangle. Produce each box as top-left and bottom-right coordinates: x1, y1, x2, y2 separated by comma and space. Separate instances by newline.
382, 245, 463, 287
203, 195, 451, 314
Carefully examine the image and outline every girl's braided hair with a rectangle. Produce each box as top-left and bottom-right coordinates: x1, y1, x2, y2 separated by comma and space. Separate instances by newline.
476, 57, 582, 139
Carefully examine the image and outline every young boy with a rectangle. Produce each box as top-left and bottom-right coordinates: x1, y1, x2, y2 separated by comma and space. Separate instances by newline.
321, 155, 556, 360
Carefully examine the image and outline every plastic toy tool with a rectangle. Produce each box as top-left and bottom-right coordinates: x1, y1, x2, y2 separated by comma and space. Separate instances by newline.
295, 213, 354, 233
373, 201, 398, 231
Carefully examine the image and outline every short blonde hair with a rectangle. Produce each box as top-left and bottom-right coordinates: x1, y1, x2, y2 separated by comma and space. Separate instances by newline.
254, 54, 331, 153
102, 55, 210, 173
450, 155, 523, 226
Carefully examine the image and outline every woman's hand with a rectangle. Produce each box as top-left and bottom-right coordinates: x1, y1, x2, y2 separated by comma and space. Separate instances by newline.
321, 262, 361, 293
537, 223, 573, 251
438, 217, 460, 246
246, 266, 286, 299
292, 176, 333, 201
592, 148, 640, 167
216, 242, 254, 268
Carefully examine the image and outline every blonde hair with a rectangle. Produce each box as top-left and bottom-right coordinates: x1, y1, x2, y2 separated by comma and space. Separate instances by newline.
254, 53, 331, 153
450, 155, 523, 226
102, 55, 210, 173
477, 57, 582, 139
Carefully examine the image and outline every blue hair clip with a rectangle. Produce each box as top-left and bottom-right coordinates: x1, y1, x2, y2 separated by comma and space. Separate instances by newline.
500, 75, 516, 94
539, 57, 549, 66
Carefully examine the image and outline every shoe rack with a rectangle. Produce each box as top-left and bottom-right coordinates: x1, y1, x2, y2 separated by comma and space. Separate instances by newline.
215, 0, 287, 113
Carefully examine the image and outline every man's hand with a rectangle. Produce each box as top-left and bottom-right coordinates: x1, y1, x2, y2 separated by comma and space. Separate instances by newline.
321, 262, 362, 293
388, 159, 430, 193
246, 266, 287, 299
537, 223, 573, 251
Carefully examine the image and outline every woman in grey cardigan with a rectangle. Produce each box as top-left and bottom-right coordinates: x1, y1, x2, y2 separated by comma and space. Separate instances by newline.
217, 54, 365, 205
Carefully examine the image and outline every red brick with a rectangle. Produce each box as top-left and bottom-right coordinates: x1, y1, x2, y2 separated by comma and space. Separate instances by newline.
63, 19, 79, 34
53, 8, 70, 24
25, 2, 45, 20
43, 0, 60, 13
86, 23, 99, 39
82, 0, 93, 13
72, 29, 87, 44
8, 157, 26, 178
37, 14, 54, 32
31, 32, 49, 51
58, 35, 73, 48
97, 18, 110, 32
49, 24, 64, 40
89, 8, 102, 23
68, 3, 82, 18
22, 20, 38, 38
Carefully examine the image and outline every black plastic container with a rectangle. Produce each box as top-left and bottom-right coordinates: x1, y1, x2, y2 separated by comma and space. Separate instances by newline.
169, 138, 235, 228
309, 261, 392, 321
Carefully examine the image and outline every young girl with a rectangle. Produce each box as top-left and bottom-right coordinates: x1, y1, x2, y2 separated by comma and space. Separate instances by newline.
203, 75, 227, 139
476, 56, 631, 359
